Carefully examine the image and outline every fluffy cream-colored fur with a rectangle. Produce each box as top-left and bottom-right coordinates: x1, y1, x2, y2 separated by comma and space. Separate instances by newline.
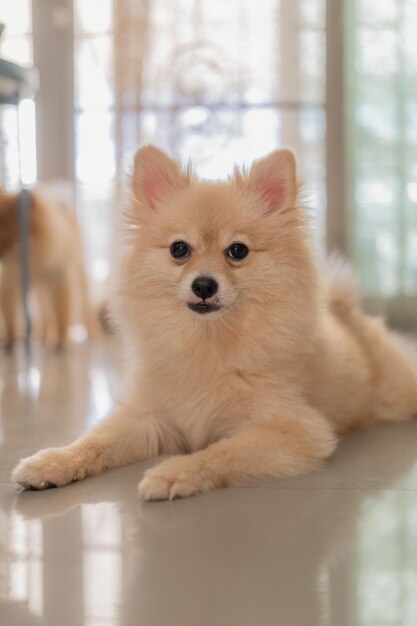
12, 147, 417, 500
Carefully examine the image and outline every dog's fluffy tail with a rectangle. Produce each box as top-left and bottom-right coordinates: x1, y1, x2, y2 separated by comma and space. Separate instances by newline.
325, 253, 361, 315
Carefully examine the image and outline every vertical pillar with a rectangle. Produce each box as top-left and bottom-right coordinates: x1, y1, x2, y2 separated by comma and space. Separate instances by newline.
326, 0, 348, 254
32, 0, 74, 182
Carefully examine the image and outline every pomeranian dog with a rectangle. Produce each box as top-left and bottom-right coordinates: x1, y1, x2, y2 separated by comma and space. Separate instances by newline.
12, 147, 417, 500
0, 187, 96, 348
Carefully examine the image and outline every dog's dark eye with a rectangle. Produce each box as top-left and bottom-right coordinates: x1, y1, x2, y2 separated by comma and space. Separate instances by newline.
170, 240, 191, 259
226, 242, 249, 261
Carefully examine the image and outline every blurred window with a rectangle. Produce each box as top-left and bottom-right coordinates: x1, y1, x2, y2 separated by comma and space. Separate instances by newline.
74, 0, 326, 282
0, 0, 35, 189
0, 0, 32, 67
347, 0, 417, 296
74, 0, 115, 283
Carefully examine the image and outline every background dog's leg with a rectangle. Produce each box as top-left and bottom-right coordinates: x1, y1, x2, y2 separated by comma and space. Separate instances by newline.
0, 266, 19, 349
138, 405, 337, 500
50, 269, 72, 348
12, 408, 172, 489
76, 251, 99, 339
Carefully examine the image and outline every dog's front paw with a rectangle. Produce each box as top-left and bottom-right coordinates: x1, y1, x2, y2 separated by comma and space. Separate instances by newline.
138, 455, 214, 501
12, 448, 79, 490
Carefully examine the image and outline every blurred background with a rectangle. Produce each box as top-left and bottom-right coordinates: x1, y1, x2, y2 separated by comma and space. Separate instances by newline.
0, 0, 416, 341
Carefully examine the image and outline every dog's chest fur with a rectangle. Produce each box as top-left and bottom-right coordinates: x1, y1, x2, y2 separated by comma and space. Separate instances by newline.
141, 351, 266, 450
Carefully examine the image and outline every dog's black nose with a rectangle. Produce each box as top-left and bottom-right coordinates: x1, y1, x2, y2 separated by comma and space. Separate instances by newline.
191, 276, 218, 300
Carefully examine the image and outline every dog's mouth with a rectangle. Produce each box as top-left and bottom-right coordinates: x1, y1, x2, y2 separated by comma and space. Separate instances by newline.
187, 302, 221, 315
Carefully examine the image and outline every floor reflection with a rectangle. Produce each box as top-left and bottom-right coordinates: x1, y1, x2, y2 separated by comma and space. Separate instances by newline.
356, 491, 417, 626
82, 503, 122, 626
1, 342, 417, 625
17, 368, 41, 401
8, 515, 43, 618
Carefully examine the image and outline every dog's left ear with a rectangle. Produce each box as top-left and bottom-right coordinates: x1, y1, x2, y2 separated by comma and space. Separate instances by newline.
132, 146, 189, 210
247, 149, 297, 215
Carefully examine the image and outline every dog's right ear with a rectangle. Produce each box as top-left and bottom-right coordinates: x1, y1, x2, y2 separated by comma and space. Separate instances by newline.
132, 146, 189, 210
247, 149, 297, 215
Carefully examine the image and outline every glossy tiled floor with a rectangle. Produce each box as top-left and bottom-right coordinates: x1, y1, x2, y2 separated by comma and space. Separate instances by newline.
1, 340, 417, 626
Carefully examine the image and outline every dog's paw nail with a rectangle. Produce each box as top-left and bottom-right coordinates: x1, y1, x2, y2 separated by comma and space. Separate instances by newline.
43, 481, 58, 489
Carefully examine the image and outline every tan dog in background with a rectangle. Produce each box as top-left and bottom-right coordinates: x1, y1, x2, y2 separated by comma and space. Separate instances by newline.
0, 187, 95, 348
12, 147, 417, 499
